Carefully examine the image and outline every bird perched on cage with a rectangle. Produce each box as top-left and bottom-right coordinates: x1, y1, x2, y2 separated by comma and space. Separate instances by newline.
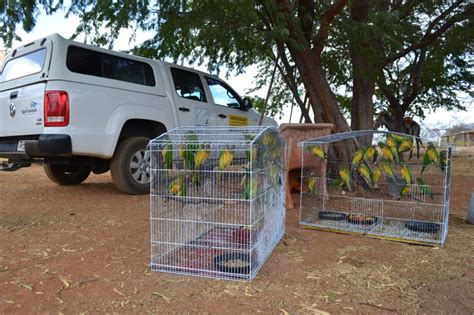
179, 145, 195, 170
372, 165, 383, 187
398, 137, 414, 154
386, 134, 398, 149
310, 145, 328, 161
308, 177, 317, 194
357, 163, 373, 189
363, 145, 378, 164
416, 177, 434, 199
381, 161, 396, 181
379, 142, 397, 163
400, 164, 414, 185
269, 164, 282, 187
339, 165, 352, 192
194, 145, 210, 169
262, 132, 274, 146
244, 176, 259, 200
400, 185, 410, 197
421, 142, 440, 174
161, 143, 173, 169
351, 147, 365, 168
168, 173, 187, 196
218, 146, 234, 181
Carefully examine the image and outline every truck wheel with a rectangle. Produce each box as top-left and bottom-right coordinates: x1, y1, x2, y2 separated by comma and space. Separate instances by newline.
44, 164, 91, 185
110, 137, 151, 195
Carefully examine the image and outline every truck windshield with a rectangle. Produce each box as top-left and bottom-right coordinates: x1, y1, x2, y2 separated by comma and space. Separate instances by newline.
0, 49, 46, 82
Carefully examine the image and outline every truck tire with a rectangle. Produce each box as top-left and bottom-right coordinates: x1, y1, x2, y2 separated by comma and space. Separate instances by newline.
110, 137, 151, 195
44, 164, 91, 185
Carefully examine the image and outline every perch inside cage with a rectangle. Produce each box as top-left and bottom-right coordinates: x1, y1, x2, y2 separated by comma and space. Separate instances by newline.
149, 126, 285, 281
299, 130, 451, 246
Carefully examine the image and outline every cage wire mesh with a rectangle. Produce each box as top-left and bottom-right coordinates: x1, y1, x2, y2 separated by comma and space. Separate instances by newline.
149, 126, 285, 280
299, 130, 452, 246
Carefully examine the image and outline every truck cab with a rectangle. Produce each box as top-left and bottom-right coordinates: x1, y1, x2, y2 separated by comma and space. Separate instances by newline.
0, 34, 277, 194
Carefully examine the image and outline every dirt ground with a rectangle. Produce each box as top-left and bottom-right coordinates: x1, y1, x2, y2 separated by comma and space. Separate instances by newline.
1, 152, 473, 314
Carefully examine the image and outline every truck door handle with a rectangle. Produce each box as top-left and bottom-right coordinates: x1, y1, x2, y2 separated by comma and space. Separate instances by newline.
218, 114, 227, 119
178, 107, 190, 112
10, 91, 18, 99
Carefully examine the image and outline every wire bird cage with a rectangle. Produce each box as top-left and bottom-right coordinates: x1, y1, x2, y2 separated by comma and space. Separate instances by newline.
299, 130, 452, 246
149, 126, 285, 281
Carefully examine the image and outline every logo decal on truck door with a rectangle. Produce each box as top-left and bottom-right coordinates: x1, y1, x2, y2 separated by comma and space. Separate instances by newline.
228, 115, 248, 126
195, 108, 210, 126
9, 103, 16, 118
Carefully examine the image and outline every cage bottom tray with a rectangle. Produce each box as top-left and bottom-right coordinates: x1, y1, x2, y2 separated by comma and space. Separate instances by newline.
151, 227, 253, 280
300, 214, 443, 246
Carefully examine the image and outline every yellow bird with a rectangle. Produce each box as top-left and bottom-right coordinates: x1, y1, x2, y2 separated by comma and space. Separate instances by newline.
352, 148, 365, 167
400, 164, 413, 185
168, 174, 186, 196
386, 134, 398, 148
372, 166, 382, 185
364, 146, 378, 164
310, 146, 328, 161
217, 147, 234, 180
308, 177, 317, 194
357, 163, 373, 188
194, 148, 210, 169
398, 137, 414, 153
381, 161, 396, 181
379, 142, 395, 163
339, 165, 352, 191
392, 133, 405, 143
262, 132, 273, 146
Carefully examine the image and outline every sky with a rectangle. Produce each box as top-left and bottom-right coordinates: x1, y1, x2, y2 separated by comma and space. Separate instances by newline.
3, 8, 473, 129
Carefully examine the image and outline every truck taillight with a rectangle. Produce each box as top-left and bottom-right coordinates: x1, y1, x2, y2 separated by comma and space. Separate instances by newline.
44, 91, 69, 127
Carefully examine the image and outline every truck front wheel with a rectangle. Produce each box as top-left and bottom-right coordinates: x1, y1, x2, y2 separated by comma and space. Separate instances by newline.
110, 137, 150, 195
44, 163, 91, 185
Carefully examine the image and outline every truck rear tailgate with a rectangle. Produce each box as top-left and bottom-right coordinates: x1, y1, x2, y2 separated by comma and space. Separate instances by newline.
0, 83, 45, 137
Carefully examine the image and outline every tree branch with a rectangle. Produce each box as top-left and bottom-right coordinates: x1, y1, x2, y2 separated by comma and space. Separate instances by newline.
401, 47, 427, 111
386, 2, 472, 63
377, 71, 400, 109
312, 0, 349, 56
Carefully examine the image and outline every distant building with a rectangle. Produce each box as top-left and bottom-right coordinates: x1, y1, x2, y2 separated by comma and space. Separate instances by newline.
440, 130, 474, 146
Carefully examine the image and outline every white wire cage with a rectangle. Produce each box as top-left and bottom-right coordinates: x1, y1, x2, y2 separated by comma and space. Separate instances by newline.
299, 130, 452, 246
149, 126, 285, 281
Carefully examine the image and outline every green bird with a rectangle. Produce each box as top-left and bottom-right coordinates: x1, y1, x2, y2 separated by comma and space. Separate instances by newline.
161, 143, 173, 169
399, 137, 414, 154
339, 165, 352, 191
168, 173, 187, 197
269, 164, 282, 186
244, 176, 259, 200
352, 147, 365, 168
400, 164, 413, 185
310, 146, 328, 161
217, 146, 234, 181
381, 161, 396, 181
357, 163, 373, 188
364, 145, 378, 164
372, 166, 383, 187
416, 177, 434, 198
308, 177, 317, 194
379, 142, 395, 163
386, 134, 398, 149
391, 133, 406, 143
421, 142, 440, 174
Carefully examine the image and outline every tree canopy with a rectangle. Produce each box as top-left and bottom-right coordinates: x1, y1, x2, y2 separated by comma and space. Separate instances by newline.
0, 0, 472, 134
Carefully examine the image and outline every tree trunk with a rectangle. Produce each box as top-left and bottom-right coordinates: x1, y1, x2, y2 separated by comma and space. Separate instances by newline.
349, 0, 375, 147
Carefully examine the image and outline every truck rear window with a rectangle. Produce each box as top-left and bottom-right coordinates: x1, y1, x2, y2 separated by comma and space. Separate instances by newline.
66, 46, 156, 87
0, 49, 46, 82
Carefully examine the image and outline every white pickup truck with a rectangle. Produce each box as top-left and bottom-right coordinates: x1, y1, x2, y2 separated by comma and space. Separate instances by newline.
0, 34, 277, 194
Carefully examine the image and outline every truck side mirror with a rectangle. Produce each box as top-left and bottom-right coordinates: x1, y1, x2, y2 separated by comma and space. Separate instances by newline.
243, 97, 253, 110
